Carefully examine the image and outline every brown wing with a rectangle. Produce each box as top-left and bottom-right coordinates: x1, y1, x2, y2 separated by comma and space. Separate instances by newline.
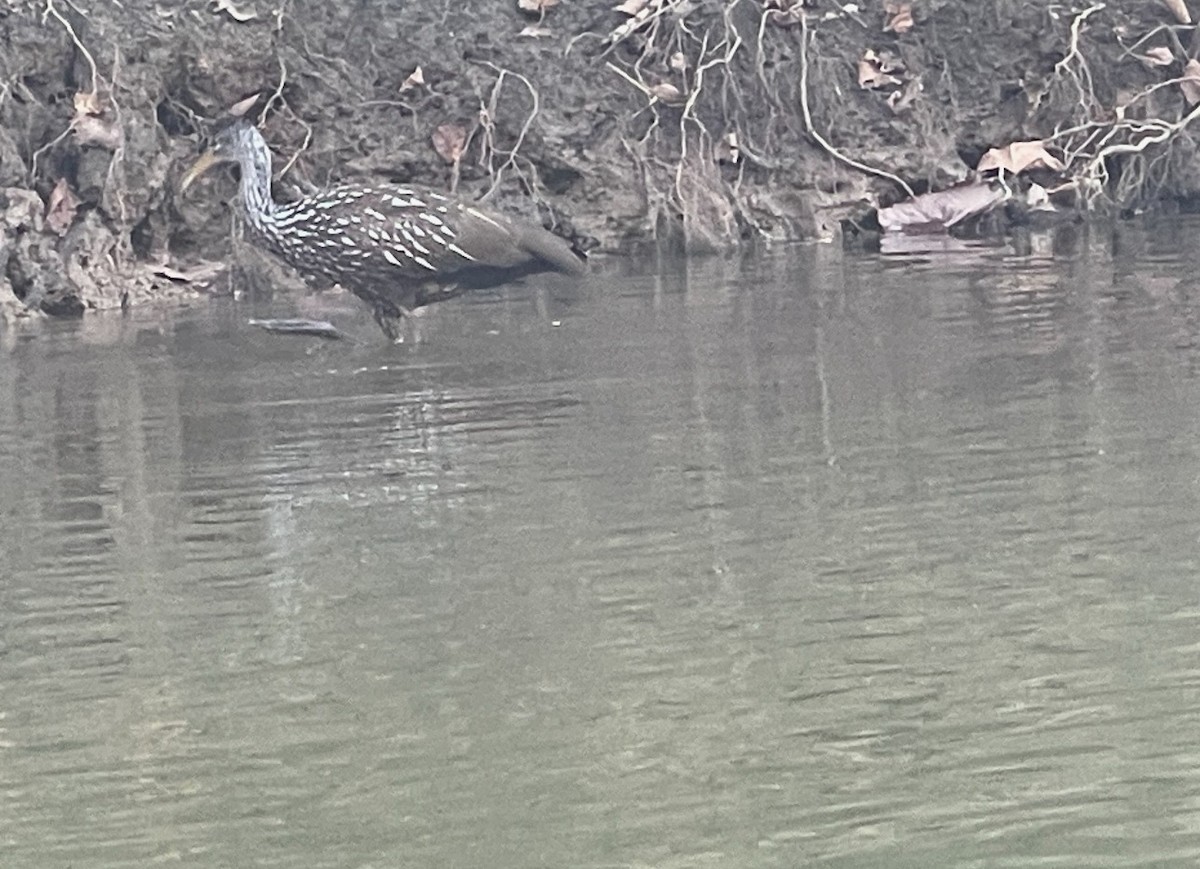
266, 184, 584, 289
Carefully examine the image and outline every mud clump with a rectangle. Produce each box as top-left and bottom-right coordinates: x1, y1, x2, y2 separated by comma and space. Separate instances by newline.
1, 0, 1199, 320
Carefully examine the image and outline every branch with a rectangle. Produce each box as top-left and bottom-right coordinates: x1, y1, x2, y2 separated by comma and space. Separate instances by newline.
798, 13, 915, 199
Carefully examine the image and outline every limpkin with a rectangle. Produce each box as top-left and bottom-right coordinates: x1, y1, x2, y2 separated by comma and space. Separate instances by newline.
180, 120, 586, 340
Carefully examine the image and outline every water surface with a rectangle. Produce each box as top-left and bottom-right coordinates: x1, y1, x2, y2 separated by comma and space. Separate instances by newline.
4, 222, 1200, 867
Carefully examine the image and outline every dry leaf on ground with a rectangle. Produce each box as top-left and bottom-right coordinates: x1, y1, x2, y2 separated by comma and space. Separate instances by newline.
399, 67, 424, 93
614, 0, 651, 14
431, 124, 467, 164
73, 115, 123, 150
518, 0, 558, 13
767, 4, 804, 26
859, 49, 903, 89
877, 183, 1007, 233
1182, 58, 1200, 104
519, 25, 554, 37
1025, 183, 1054, 212
213, 0, 257, 22
73, 90, 106, 116
649, 82, 686, 105
70, 89, 122, 149
1141, 46, 1175, 67
715, 130, 740, 164
887, 78, 922, 113
883, 1, 913, 33
45, 178, 80, 236
976, 140, 1065, 174
1162, 0, 1192, 24
764, 0, 804, 25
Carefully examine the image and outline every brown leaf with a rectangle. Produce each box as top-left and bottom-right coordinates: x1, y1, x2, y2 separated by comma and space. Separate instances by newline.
519, 24, 554, 37
1182, 58, 1200, 105
715, 130, 740, 164
766, 2, 804, 27
877, 182, 1007, 233
72, 115, 124, 150
614, 0, 651, 14
883, 1, 914, 33
431, 123, 467, 164
1142, 46, 1175, 67
228, 92, 261, 117
649, 82, 686, 105
213, 0, 256, 21
73, 90, 106, 117
45, 178, 80, 236
858, 49, 903, 89
976, 140, 1065, 175
669, 51, 688, 72
887, 78, 922, 113
1162, 0, 1192, 24
1025, 183, 1054, 212
518, 0, 558, 12
399, 66, 425, 93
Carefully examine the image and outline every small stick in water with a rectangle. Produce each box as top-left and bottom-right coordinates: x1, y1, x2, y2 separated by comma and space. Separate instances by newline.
247, 318, 345, 340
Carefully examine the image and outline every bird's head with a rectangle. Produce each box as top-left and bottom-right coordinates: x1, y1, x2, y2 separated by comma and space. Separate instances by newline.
180, 119, 263, 193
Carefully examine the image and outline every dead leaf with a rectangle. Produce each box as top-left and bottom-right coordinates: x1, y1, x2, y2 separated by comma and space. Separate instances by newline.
607, 0, 656, 43
228, 92, 260, 117
858, 49, 903, 89
399, 67, 425, 93
45, 178, 80, 236
519, 25, 554, 37
73, 90, 106, 117
1162, 0, 1192, 24
877, 182, 1008, 233
883, 1, 913, 33
887, 78, 922, 113
1182, 58, 1200, 105
976, 140, 1065, 174
765, 0, 804, 26
518, 0, 558, 11
614, 0, 651, 14
72, 115, 124, 150
1025, 183, 1054, 212
715, 130, 740, 164
431, 123, 467, 164
212, 0, 256, 22
669, 51, 688, 72
649, 82, 686, 105
1142, 46, 1174, 67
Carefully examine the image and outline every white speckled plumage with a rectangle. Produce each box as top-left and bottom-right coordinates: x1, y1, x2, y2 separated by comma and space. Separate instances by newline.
185, 120, 585, 340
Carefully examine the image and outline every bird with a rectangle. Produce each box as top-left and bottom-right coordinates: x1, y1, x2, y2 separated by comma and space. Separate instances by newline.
179, 119, 587, 341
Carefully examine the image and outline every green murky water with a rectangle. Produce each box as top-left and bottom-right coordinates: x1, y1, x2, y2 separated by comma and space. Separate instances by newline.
4, 222, 1200, 867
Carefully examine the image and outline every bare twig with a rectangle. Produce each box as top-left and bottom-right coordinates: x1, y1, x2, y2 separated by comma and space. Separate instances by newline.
259, 56, 288, 126
479, 64, 540, 200
43, 0, 99, 96
798, 12, 915, 198
1050, 3, 1105, 117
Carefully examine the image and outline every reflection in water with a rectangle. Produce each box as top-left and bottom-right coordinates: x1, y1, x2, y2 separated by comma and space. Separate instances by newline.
4, 222, 1200, 866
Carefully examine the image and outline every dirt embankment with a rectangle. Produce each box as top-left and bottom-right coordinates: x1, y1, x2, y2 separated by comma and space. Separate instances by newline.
2, 0, 1199, 320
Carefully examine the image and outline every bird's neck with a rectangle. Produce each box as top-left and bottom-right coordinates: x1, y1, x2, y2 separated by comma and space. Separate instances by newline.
237, 147, 277, 227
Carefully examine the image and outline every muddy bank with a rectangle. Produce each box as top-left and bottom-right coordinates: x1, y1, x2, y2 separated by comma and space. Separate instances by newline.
2, 0, 1199, 319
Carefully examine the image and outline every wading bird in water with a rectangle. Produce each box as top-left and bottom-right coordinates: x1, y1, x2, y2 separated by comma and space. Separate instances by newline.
180, 120, 586, 341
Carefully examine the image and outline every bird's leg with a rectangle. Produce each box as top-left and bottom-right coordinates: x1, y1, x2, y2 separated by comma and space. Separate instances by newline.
415, 283, 464, 306
372, 302, 411, 343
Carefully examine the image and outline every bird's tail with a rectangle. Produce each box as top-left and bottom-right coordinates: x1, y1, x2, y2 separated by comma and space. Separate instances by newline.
520, 226, 588, 276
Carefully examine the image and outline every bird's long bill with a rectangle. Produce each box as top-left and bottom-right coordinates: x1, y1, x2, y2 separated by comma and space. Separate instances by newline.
179, 150, 221, 194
